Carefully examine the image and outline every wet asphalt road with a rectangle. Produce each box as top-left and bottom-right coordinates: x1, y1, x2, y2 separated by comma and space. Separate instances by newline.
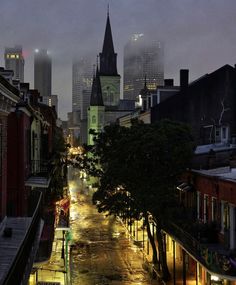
69, 169, 160, 285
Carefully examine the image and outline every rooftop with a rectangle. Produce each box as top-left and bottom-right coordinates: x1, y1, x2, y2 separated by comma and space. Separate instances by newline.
195, 143, 236, 155
193, 166, 236, 182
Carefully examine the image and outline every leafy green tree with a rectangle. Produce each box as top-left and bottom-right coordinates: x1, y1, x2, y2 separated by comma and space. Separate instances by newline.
84, 120, 195, 281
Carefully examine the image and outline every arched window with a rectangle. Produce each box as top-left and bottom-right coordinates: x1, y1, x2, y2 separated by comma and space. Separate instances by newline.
92, 115, 96, 124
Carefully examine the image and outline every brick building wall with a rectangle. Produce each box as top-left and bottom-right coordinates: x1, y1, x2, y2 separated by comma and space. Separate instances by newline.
0, 115, 8, 220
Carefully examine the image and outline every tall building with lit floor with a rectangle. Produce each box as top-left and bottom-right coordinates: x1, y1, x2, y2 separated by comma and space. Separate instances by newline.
123, 34, 164, 101
4, 45, 24, 82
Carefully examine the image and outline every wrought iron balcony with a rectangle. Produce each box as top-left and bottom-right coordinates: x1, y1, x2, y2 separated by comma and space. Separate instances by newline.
25, 160, 53, 188
30, 160, 51, 176
163, 221, 236, 277
0, 191, 43, 285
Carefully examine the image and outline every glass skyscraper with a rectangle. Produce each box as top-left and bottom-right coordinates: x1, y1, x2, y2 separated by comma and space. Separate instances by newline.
123, 34, 164, 101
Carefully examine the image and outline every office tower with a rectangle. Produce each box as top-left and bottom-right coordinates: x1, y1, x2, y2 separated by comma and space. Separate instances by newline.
42, 94, 58, 114
34, 49, 52, 98
72, 56, 93, 117
123, 34, 164, 100
4, 45, 24, 82
72, 56, 93, 144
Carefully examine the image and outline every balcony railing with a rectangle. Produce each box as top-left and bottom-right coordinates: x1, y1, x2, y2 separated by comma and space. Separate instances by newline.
163, 221, 236, 277
1, 191, 43, 285
30, 160, 51, 176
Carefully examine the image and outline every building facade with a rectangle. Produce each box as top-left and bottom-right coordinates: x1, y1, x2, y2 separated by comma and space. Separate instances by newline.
87, 70, 105, 145
152, 65, 236, 146
0, 74, 20, 220
123, 34, 164, 101
4, 45, 24, 82
164, 166, 236, 284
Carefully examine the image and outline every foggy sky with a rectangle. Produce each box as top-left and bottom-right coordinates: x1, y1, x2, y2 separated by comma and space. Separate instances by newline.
0, 0, 236, 120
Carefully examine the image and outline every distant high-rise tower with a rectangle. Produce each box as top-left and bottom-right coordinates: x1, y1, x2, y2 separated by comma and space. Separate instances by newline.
34, 49, 52, 98
4, 45, 24, 82
72, 56, 93, 118
123, 34, 164, 100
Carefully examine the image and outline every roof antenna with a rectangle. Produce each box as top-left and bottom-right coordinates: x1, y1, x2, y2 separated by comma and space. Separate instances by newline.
93, 64, 96, 77
96, 55, 100, 74
107, 3, 109, 16
144, 74, 147, 87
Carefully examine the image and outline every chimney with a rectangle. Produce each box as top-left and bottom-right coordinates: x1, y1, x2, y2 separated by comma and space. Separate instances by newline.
164, 79, 174, 87
180, 69, 189, 92
29, 89, 40, 106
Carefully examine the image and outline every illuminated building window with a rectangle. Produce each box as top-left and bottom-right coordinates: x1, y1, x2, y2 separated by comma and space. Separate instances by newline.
48, 98, 52, 106
10, 54, 16, 58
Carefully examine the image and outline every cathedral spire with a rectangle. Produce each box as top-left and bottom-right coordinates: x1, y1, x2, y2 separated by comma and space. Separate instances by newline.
99, 10, 118, 75
90, 67, 104, 106
102, 10, 114, 54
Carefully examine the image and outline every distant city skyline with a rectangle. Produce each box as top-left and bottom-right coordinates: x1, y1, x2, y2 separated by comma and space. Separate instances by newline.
0, 0, 236, 119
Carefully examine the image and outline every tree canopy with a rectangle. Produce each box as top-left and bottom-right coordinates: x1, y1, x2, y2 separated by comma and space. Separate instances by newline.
91, 120, 195, 219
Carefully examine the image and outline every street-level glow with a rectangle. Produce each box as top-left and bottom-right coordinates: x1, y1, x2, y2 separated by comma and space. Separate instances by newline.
35, 49, 39, 53
211, 275, 220, 281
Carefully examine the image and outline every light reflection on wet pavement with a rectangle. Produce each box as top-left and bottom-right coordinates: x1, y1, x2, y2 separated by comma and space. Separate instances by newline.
69, 169, 160, 285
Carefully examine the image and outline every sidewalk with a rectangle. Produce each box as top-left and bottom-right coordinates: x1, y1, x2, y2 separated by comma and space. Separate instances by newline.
29, 199, 70, 285
121, 218, 198, 285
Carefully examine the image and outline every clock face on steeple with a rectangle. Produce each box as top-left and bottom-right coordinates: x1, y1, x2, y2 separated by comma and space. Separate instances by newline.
103, 84, 116, 104
100, 75, 120, 107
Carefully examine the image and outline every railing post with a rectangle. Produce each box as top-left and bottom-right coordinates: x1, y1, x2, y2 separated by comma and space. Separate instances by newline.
196, 262, 198, 285
136, 220, 138, 240
182, 249, 186, 285
143, 219, 145, 250
173, 240, 176, 285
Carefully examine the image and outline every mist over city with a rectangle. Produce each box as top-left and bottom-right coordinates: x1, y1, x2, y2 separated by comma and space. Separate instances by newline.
0, 0, 236, 119
2, 1, 236, 285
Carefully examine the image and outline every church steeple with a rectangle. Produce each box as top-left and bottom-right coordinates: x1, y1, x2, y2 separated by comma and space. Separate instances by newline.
90, 67, 104, 106
99, 11, 118, 76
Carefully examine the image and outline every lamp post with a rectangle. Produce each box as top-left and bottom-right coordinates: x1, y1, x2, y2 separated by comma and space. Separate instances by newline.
61, 230, 65, 262
173, 240, 176, 285
65, 231, 71, 285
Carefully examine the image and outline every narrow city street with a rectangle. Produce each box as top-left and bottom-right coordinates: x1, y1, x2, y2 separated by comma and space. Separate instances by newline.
69, 166, 161, 285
